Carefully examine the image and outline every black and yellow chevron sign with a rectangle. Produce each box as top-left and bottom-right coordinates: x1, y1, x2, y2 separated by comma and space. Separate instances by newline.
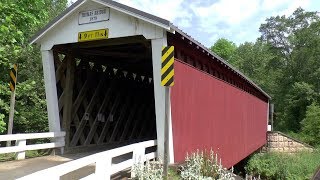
9, 64, 17, 92
161, 46, 174, 86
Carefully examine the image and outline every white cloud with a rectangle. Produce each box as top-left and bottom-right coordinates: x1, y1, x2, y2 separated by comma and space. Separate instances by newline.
192, 0, 260, 25
261, 0, 291, 11
71, 0, 319, 46
114, 0, 194, 30
176, 17, 193, 28
188, 0, 315, 45
115, 0, 189, 21
276, 0, 311, 16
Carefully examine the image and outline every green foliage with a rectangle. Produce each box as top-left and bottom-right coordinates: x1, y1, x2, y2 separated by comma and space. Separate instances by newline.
257, 8, 320, 133
280, 82, 318, 131
229, 41, 279, 96
0, 0, 67, 133
0, 150, 50, 162
300, 103, 320, 146
212, 8, 320, 142
168, 168, 180, 180
246, 151, 320, 180
210, 38, 237, 61
211, 10, 320, 176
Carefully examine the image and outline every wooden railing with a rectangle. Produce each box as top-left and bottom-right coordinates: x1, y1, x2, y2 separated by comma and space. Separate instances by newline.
0, 132, 65, 160
18, 140, 157, 180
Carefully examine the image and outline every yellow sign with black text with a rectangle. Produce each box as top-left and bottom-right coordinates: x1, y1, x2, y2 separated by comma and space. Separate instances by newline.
78, 29, 109, 42
161, 46, 174, 86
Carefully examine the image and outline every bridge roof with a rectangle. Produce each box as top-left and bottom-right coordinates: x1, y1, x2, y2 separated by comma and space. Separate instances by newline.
30, 0, 271, 99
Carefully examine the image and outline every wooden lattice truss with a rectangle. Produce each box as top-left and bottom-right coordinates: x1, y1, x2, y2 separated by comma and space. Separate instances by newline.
53, 50, 156, 150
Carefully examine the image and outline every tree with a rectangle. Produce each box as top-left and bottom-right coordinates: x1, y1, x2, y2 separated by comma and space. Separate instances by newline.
229, 41, 278, 94
0, 0, 67, 133
301, 103, 320, 146
210, 38, 237, 61
259, 8, 319, 59
280, 82, 318, 131
258, 8, 320, 132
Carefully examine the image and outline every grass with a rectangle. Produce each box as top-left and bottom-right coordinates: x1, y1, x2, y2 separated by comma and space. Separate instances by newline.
0, 149, 51, 162
246, 149, 320, 180
168, 167, 180, 180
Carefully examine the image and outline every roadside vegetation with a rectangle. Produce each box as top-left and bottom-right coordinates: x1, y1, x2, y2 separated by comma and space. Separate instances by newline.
245, 150, 320, 179
133, 149, 235, 180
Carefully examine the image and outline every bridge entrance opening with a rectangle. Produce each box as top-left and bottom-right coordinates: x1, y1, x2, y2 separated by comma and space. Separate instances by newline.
53, 36, 157, 152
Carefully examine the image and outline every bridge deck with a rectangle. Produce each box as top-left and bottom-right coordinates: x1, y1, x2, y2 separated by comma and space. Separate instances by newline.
0, 152, 130, 180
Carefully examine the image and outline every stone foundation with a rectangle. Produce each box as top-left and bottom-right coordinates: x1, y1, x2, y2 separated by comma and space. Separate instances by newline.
265, 131, 313, 153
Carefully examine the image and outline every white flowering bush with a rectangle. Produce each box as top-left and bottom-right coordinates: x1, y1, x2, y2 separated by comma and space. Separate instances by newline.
132, 149, 235, 180
180, 149, 235, 180
132, 159, 163, 180
180, 150, 211, 180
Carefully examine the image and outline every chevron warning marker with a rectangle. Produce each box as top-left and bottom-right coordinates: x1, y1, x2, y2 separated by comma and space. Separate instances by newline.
9, 64, 17, 92
161, 46, 174, 86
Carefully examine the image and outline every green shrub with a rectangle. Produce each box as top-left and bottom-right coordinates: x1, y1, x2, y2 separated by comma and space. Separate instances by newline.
300, 103, 320, 146
246, 150, 320, 180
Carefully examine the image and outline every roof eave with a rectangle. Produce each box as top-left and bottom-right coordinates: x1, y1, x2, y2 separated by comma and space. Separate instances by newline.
170, 25, 271, 99
30, 0, 171, 45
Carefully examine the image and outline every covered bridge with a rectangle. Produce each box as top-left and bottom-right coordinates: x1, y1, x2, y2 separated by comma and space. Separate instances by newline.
30, 0, 270, 168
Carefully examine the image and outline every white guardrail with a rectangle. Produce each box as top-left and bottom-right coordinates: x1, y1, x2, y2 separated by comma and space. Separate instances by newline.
18, 140, 157, 180
0, 132, 65, 160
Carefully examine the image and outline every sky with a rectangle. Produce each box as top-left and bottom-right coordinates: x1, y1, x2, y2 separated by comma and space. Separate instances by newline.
71, 0, 320, 47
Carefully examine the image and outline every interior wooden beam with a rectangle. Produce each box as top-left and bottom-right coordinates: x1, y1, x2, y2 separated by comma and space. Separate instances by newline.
138, 105, 153, 138
70, 69, 91, 144
72, 114, 86, 144
97, 92, 122, 144
70, 76, 106, 146
77, 49, 150, 59
58, 91, 65, 111
77, 73, 100, 144
108, 96, 131, 142
62, 55, 75, 147
84, 80, 116, 145
71, 79, 89, 120
129, 104, 147, 140
55, 57, 68, 83
119, 100, 139, 141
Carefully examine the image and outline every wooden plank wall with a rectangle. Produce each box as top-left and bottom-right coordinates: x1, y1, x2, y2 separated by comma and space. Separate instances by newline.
53, 51, 156, 149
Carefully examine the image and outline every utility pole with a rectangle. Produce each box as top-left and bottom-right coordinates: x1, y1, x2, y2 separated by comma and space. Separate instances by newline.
7, 64, 18, 147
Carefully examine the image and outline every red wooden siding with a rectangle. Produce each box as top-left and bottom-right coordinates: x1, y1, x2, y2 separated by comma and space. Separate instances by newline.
171, 60, 268, 168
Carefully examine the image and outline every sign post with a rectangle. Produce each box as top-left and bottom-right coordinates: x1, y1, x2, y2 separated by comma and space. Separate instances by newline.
161, 46, 174, 179
7, 64, 18, 147
270, 104, 274, 131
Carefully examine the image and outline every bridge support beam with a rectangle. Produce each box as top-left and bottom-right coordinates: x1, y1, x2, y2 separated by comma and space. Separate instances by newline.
151, 33, 174, 163
41, 50, 64, 154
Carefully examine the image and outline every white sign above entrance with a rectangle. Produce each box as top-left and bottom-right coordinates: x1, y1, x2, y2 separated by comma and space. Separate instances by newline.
78, 8, 110, 25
